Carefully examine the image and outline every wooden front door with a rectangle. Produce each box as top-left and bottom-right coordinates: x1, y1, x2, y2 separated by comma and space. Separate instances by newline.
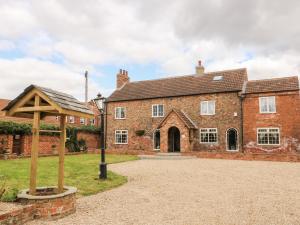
168, 127, 180, 152
12, 135, 22, 155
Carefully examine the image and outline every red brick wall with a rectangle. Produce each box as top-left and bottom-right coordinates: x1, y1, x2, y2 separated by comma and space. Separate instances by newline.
106, 92, 242, 152
3, 132, 100, 156
0, 134, 13, 153
77, 131, 100, 150
0, 205, 35, 225
243, 90, 300, 153
22, 135, 61, 155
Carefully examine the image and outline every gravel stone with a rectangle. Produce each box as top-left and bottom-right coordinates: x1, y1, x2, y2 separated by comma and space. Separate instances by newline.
29, 158, 300, 225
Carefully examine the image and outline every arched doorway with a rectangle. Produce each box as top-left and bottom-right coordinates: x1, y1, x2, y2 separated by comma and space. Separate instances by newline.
153, 130, 160, 150
227, 128, 238, 151
168, 127, 180, 152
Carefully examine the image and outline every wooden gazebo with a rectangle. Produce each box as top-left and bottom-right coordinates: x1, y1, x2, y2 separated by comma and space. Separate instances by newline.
2, 85, 94, 195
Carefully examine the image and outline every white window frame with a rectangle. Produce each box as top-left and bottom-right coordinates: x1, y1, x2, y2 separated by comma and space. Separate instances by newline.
152, 104, 164, 117
115, 107, 126, 119
80, 117, 86, 125
259, 96, 276, 113
69, 116, 75, 124
199, 128, 218, 144
90, 118, 95, 125
200, 101, 215, 115
257, 127, 280, 145
115, 130, 128, 144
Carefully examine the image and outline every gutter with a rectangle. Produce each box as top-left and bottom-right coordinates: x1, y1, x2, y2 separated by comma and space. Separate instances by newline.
239, 81, 247, 153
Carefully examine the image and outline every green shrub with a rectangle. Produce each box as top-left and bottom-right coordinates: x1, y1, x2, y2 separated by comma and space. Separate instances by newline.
1, 187, 18, 202
0, 121, 32, 135
66, 127, 80, 152
76, 125, 100, 134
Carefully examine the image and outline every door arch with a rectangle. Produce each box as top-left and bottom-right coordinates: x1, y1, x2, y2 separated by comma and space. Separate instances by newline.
227, 128, 238, 151
168, 127, 180, 152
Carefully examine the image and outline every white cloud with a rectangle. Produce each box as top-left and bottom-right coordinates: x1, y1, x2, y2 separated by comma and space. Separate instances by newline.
0, 0, 299, 99
0, 58, 110, 100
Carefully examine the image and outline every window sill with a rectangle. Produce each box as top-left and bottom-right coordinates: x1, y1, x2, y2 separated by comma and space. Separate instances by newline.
257, 144, 280, 146
259, 112, 276, 114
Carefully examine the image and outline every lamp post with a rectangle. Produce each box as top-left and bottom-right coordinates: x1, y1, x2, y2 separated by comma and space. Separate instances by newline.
93, 93, 107, 179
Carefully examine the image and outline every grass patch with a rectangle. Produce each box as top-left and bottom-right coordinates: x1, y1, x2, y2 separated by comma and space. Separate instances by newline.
0, 154, 138, 201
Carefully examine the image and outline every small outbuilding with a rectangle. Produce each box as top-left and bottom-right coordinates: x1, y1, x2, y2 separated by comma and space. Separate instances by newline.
2, 85, 94, 195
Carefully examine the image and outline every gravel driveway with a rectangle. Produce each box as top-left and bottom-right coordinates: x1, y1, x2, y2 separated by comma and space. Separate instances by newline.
30, 158, 300, 225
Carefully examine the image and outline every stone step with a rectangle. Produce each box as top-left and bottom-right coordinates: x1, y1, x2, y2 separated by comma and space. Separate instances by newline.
156, 152, 181, 156
138, 153, 196, 160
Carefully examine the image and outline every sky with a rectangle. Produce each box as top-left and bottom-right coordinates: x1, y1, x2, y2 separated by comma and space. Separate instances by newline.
0, 0, 299, 101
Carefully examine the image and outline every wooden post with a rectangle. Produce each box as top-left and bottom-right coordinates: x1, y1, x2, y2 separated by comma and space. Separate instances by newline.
58, 115, 66, 193
29, 95, 40, 195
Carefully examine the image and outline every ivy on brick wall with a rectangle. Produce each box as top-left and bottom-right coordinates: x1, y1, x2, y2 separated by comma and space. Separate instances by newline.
0, 121, 32, 135
0, 121, 101, 136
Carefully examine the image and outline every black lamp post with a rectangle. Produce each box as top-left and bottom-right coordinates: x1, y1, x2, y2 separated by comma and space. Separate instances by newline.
93, 93, 107, 179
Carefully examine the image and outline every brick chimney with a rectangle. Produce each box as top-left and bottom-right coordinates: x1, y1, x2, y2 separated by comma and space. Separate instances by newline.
195, 60, 205, 75
116, 69, 130, 89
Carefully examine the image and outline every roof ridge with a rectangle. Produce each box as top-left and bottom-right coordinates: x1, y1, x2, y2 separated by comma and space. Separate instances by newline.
248, 76, 298, 82
128, 67, 247, 84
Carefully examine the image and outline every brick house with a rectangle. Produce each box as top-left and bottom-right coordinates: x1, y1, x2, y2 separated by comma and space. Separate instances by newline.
243, 77, 300, 153
105, 62, 300, 155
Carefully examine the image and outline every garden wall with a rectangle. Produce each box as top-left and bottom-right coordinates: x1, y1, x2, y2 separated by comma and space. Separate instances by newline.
77, 131, 100, 150
0, 132, 100, 156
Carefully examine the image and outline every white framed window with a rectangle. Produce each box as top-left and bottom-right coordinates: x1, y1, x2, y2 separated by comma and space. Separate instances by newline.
80, 117, 86, 125
259, 96, 276, 113
115, 130, 128, 144
68, 116, 75, 123
115, 107, 126, 119
200, 128, 218, 143
90, 118, 95, 125
200, 101, 215, 115
152, 104, 164, 117
257, 128, 280, 145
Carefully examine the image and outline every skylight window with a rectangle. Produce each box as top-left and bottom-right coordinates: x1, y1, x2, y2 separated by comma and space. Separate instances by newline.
213, 75, 223, 81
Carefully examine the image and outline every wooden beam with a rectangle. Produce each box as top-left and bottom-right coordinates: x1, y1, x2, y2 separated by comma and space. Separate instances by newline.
58, 115, 66, 193
15, 106, 56, 112
7, 89, 37, 116
60, 109, 94, 119
29, 95, 41, 195
39, 130, 62, 133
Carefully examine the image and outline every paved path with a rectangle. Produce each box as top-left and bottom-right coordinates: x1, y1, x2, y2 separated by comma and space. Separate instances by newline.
31, 158, 300, 225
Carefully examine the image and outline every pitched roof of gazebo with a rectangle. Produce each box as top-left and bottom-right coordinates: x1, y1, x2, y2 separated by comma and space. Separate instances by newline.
2, 84, 94, 119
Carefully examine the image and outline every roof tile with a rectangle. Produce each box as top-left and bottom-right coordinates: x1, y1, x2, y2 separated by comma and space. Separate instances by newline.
245, 76, 299, 94
107, 68, 248, 102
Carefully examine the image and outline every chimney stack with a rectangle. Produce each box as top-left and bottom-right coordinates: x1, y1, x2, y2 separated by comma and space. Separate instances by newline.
196, 60, 205, 75
116, 69, 130, 89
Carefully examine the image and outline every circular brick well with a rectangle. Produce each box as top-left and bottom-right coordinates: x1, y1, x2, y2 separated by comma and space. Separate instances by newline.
17, 186, 77, 220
